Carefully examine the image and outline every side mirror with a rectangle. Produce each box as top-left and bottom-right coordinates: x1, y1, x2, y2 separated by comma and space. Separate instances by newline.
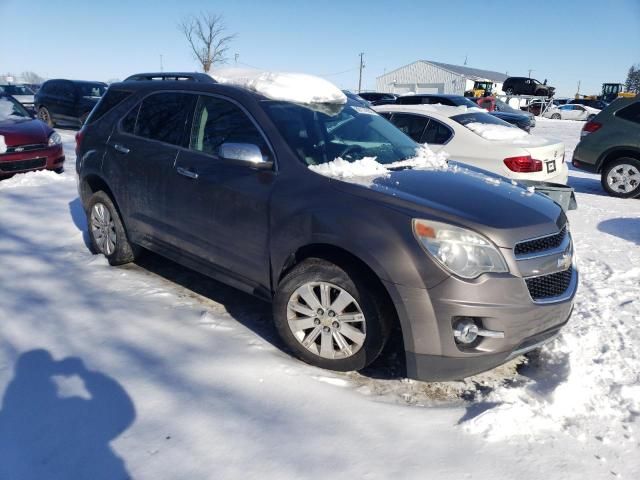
219, 142, 272, 168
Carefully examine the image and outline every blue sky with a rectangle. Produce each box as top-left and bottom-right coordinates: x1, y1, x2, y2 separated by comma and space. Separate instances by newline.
1, 0, 638, 97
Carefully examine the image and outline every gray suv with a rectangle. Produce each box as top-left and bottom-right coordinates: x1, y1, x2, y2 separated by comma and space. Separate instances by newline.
573, 97, 640, 198
76, 74, 577, 381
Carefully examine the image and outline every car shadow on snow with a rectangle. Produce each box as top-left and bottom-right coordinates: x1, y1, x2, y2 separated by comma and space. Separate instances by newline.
598, 217, 640, 245
567, 174, 608, 196
0, 349, 135, 480
68, 197, 91, 249
133, 250, 408, 380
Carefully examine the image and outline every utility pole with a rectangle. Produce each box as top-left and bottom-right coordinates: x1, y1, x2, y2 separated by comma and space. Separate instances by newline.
234, 53, 239, 65
464, 54, 468, 66
528, 69, 533, 78
358, 52, 365, 93
160, 54, 163, 72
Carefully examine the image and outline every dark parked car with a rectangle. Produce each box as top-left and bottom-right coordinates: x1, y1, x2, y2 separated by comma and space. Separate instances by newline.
35, 79, 107, 128
569, 98, 609, 110
358, 92, 400, 106
475, 97, 535, 131
76, 77, 576, 381
0, 93, 65, 178
503, 77, 555, 97
398, 94, 532, 131
573, 97, 640, 198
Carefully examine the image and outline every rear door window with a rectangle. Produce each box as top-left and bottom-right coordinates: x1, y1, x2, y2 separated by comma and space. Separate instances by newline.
121, 92, 197, 146
189, 96, 271, 160
86, 89, 132, 124
616, 102, 640, 124
422, 118, 452, 144
389, 113, 429, 142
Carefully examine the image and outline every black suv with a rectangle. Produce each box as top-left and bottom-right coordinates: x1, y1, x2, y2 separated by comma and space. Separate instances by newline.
35, 79, 107, 128
503, 77, 555, 97
357, 92, 400, 106
76, 75, 576, 381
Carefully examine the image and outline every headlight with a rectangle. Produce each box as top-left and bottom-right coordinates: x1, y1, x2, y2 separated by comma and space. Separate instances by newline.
48, 132, 62, 146
412, 219, 508, 279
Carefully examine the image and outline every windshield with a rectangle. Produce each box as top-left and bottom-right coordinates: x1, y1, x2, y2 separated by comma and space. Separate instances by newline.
451, 96, 481, 108
78, 83, 106, 97
0, 85, 34, 96
451, 112, 514, 128
0, 95, 31, 121
263, 99, 418, 166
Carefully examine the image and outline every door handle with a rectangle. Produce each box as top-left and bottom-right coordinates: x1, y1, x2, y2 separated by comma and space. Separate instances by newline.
112, 143, 130, 154
177, 166, 199, 179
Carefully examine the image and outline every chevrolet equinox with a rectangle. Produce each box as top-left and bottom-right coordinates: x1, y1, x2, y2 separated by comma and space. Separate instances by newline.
76, 74, 578, 381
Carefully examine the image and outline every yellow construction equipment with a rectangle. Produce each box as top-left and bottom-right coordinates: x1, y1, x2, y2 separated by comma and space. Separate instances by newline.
464, 80, 495, 98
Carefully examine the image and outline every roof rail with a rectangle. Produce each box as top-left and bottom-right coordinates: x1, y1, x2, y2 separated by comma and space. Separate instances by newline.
123, 72, 216, 83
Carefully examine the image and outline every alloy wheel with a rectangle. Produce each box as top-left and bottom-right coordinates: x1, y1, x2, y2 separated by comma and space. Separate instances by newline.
90, 202, 117, 255
607, 164, 639, 195
286, 282, 366, 359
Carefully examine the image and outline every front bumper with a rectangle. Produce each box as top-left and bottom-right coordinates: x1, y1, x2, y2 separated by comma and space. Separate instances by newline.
0, 144, 65, 177
383, 240, 577, 381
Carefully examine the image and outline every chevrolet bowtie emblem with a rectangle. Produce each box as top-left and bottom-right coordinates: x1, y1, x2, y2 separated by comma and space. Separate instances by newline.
557, 252, 572, 270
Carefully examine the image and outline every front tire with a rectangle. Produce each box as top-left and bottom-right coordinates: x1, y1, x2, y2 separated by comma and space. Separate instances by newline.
551, 113, 561, 119
86, 191, 140, 265
38, 107, 54, 127
505, 88, 514, 95
273, 258, 391, 372
601, 157, 640, 198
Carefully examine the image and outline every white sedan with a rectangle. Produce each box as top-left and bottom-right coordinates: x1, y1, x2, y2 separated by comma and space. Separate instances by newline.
543, 104, 600, 121
375, 104, 568, 184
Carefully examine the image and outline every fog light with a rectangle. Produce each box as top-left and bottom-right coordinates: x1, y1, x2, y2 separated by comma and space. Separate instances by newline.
454, 319, 479, 344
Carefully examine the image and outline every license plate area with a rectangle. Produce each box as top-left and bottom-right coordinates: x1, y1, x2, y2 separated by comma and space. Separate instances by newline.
546, 160, 556, 173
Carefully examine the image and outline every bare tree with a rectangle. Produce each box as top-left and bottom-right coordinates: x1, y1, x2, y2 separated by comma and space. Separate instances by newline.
178, 12, 236, 73
21, 71, 44, 84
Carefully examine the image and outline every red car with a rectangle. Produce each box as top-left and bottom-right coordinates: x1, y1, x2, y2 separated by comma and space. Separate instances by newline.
0, 93, 65, 179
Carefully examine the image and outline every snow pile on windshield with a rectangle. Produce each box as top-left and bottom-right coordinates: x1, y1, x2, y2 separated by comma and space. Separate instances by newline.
309, 144, 448, 182
212, 68, 347, 105
0, 97, 23, 122
465, 122, 529, 140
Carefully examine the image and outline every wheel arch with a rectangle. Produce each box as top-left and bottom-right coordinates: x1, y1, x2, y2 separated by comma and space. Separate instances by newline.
597, 148, 640, 173
277, 242, 404, 351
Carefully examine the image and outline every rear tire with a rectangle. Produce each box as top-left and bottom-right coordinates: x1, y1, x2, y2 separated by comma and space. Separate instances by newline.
601, 157, 640, 198
273, 258, 392, 372
505, 88, 514, 95
86, 191, 140, 265
38, 107, 54, 127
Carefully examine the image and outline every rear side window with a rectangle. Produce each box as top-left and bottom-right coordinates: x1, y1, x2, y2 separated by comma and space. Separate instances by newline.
389, 113, 428, 142
422, 118, 452, 145
396, 96, 422, 105
616, 102, 640, 124
86, 89, 132, 124
189, 96, 271, 160
121, 92, 197, 146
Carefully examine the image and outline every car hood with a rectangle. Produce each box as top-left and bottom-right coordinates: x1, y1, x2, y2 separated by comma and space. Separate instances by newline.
330, 166, 564, 248
0, 118, 51, 146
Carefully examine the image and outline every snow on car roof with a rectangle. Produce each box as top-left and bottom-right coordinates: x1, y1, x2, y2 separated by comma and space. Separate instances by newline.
211, 68, 347, 106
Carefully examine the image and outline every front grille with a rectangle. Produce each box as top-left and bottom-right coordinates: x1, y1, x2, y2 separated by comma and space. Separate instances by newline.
515, 226, 567, 256
0, 158, 47, 173
525, 267, 573, 300
1, 144, 48, 155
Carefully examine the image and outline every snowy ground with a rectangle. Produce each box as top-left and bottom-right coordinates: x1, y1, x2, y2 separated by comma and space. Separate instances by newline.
0, 119, 638, 479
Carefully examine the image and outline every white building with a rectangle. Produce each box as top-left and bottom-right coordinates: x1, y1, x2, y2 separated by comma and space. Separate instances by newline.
375, 60, 508, 96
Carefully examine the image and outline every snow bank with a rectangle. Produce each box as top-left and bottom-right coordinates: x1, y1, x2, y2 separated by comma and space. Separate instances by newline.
465, 122, 529, 140
308, 145, 448, 182
0, 170, 69, 190
212, 68, 347, 106
0, 134, 6, 154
